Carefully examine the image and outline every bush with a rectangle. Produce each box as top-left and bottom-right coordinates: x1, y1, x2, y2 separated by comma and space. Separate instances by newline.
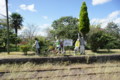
89, 31, 114, 52
48, 46, 55, 51
64, 46, 74, 50
89, 31, 102, 52
20, 45, 30, 55
37, 36, 54, 53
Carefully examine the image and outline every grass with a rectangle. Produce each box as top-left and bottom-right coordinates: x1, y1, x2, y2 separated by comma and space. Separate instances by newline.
0, 61, 120, 80
0, 49, 120, 58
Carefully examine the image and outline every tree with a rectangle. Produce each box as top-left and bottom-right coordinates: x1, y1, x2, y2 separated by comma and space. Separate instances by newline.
10, 13, 23, 37
51, 16, 79, 41
79, 2, 90, 37
0, 28, 20, 52
106, 22, 120, 38
21, 24, 38, 40
89, 30, 119, 52
10, 13, 23, 50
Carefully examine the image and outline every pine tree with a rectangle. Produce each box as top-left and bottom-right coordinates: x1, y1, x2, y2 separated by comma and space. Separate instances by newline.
79, 2, 90, 37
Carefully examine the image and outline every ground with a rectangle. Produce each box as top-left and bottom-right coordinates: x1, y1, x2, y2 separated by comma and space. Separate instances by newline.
0, 49, 120, 80
0, 61, 120, 80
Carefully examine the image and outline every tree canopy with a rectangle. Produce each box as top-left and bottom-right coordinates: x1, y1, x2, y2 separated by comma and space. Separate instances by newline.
51, 16, 79, 41
10, 13, 23, 36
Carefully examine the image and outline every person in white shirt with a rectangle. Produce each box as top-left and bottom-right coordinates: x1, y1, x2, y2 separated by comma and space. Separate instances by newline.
33, 38, 40, 55
80, 37, 85, 55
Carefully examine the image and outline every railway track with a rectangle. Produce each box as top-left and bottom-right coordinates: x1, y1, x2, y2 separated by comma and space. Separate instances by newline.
0, 65, 120, 80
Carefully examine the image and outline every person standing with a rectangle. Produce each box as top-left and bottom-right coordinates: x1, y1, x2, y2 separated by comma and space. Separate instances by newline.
60, 39, 64, 54
55, 39, 60, 53
74, 39, 80, 54
80, 37, 85, 55
33, 38, 40, 55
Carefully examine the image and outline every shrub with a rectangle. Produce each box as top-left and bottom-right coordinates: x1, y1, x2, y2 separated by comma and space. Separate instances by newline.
20, 45, 30, 55
89, 31, 114, 52
48, 46, 55, 51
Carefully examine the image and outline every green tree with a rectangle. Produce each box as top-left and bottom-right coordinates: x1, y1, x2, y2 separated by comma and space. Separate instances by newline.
106, 22, 120, 38
51, 16, 79, 41
0, 28, 20, 52
10, 13, 23, 50
10, 13, 23, 37
79, 2, 90, 37
89, 30, 118, 52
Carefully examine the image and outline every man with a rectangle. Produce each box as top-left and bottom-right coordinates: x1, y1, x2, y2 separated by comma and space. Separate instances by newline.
60, 39, 65, 54
33, 38, 40, 55
80, 37, 85, 54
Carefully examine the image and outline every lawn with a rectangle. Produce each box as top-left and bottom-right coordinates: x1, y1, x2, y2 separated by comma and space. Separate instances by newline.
0, 49, 120, 58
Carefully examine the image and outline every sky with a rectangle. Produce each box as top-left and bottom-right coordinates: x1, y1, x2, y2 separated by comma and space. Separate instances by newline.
0, 0, 120, 36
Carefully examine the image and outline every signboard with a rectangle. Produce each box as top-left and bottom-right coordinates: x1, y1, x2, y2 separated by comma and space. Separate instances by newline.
63, 39, 73, 46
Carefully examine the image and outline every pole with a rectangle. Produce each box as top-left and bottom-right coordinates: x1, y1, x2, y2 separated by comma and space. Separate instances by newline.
5, 0, 10, 54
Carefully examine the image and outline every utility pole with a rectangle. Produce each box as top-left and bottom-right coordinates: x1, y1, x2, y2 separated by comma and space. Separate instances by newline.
5, 0, 10, 54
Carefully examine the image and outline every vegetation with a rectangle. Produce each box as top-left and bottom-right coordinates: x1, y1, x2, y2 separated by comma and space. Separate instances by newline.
10, 13, 23, 50
0, 28, 21, 52
89, 30, 113, 52
10, 13, 23, 37
0, 3, 120, 55
79, 2, 90, 37
105, 22, 120, 38
0, 1, 120, 80
51, 16, 79, 41
87, 23, 120, 52
20, 45, 30, 55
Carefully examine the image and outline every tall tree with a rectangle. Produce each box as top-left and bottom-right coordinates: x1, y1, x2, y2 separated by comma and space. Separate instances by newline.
10, 13, 23, 37
79, 2, 90, 37
10, 13, 23, 50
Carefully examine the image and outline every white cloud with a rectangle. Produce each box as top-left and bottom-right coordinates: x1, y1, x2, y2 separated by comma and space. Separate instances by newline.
91, 10, 120, 28
37, 31, 47, 36
0, 0, 6, 18
38, 24, 50, 30
114, 18, 120, 23
37, 24, 51, 36
18, 26, 29, 35
108, 11, 120, 18
42, 16, 48, 20
92, 0, 112, 6
19, 4, 36, 12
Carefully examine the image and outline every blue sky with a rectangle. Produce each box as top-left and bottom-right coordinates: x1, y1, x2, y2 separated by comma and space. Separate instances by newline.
0, 0, 120, 36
